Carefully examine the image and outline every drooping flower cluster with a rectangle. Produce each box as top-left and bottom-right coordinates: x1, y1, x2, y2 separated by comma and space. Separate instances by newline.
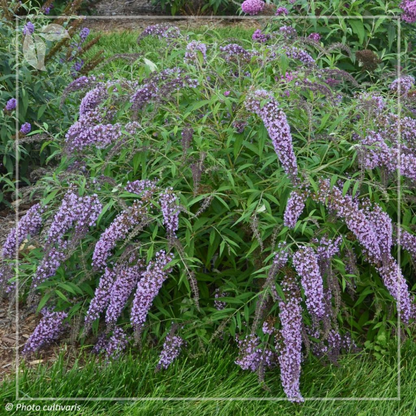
278, 276, 303, 402
245, 89, 298, 183
125, 179, 158, 199
284, 46, 315, 66
235, 334, 263, 372
92, 327, 128, 360
252, 29, 271, 43
104, 327, 128, 360
358, 132, 416, 183
316, 181, 414, 322
2, 203, 43, 259
79, 84, 108, 117
157, 330, 185, 370
22, 309, 68, 355
293, 247, 325, 318
130, 250, 173, 338
65, 82, 132, 151
130, 68, 198, 112
184, 41, 207, 63
400, 229, 416, 260
84, 267, 117, 333
159, 188, 179, 239
275, 6, 289, 16
308, 33, 321, 42
105, 264, 142, 327
315, 236, 342, 261
4, 98, 17, 111
219, 44, 253, 63
400, 0, 416, 23
137, 24, 181, 45
32, 243, 68, 289
317, 180, 382, 262
389, 75, 415, 94
92, 201, 148, 270
283, 190, 305, 228
376, 256, 413, 322
278, 25, 297, 38
358, 92, 385, 114
241, 0, 265, 15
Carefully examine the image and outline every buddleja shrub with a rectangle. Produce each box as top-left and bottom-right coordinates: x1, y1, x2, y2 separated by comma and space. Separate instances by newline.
0, 0, 103, 207
1, 20, 416, 401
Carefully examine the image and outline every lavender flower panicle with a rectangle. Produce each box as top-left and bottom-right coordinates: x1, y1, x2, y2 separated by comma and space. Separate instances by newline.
157, 330, 185, 370
283, 190, 305, 228
184, 41, 207, 63
130, 250, 173, 339
235, 334, 262, 372
32, 243, 68, 289
241, 0, 265, 15
2, 203, 43, 259
293, 247, 325, 319
105, 265, 142, 327
220, 44, 253, 63
252, 29, 271, 43
84, 267, 117, 333
389, 75, 415, 94
22, 309, 68, 355
278, 277, 304, 402
20, 122, 31, 135
22, 22, 35, 35
400, 229, 416, 260
125, 179, 158, 200
401, 0, 416, 23
138, 24, 181, 45
104, 327, 128, 360
92, 201, 148, 270
316, 180, 381, 263
5, 98, 17, 111
159, 188, 179, 239
245, 90, 298, 183
275, 7, 289, 16
92, 327, 128, 360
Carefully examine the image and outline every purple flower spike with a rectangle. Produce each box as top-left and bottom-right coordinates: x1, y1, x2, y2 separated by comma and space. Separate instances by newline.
22, 22, 35, 35
5, 98, 17, 111
283, 190, 305, 228
157, 331, 185, 370
130, 250, 173, 338
79, 27, 90, 41
293, 247, 325, 319
2, 203, 43, 259
159, 188, 179, 239
20, 122, 31, 135
275, 7, 289, 16
23, 309, 68, 355
278, 278, 304, 402
400, 0, 416, 23
245, 90, 298, 183
241, 0, 265, 15
84, 267, 117, 333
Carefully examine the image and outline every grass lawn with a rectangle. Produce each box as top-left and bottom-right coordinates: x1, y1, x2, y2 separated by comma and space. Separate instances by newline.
1, 340, 414, 415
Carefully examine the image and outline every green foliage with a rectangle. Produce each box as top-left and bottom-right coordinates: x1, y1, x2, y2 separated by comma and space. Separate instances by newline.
1, 14, 416, 398
0, 0, 102, 208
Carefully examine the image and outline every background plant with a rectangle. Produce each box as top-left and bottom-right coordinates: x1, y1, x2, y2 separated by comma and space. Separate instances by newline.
0, 0, 103, 208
